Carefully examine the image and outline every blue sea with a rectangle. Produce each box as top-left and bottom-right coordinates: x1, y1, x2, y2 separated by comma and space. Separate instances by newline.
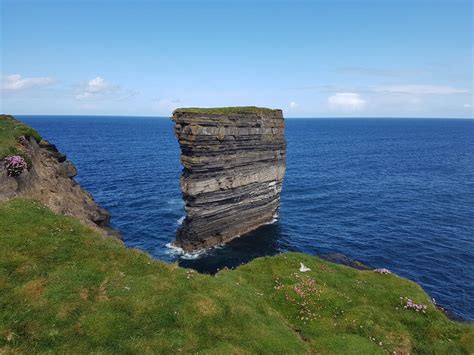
19, 116, 474, 320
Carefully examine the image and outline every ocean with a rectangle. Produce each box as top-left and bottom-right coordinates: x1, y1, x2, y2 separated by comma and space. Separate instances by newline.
19, 115, 474, 320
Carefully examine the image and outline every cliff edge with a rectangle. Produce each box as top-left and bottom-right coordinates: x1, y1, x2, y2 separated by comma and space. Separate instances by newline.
0, 114, 120, 238
171, 107, 286, 251
1, 198, 472, 353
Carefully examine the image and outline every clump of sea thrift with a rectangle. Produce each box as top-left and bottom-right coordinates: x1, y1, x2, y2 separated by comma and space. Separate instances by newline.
4, 155, 27, 177
401, 297, 427, 313
275, 274, 321, 323
374, 268, 391, 275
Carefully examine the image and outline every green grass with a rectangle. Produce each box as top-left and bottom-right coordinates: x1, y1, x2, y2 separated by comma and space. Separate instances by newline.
0, 114, 42, 165
1, 199, 472, 354
173, 106, 280, 115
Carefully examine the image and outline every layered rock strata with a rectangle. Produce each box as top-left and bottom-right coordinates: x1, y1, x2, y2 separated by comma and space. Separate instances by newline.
0, 124, 121, 239
171, 107, 286, 251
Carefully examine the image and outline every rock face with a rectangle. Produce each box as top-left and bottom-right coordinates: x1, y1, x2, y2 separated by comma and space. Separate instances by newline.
171, 107, 286, 251
0, 130, 121, 239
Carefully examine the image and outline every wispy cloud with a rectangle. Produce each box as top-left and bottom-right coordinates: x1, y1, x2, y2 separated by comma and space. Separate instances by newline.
288, 101, 299, 110
153, 98, 183, 112
328, 93, 366, 111
1, 74, 54, 91
373, 84, 469, 95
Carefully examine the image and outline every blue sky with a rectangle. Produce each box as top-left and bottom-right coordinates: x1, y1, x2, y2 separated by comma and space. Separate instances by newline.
1, 0, 472, 117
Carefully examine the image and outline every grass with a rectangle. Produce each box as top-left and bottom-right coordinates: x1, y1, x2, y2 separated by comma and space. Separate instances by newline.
1, 198, 472, 354
0, 114, 42, 166
173, 106, 280, 115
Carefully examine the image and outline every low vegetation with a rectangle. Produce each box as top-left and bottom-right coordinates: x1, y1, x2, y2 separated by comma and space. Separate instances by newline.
1, 198, 472, 354
173, 106, 280, 115
0, 114, 42, 166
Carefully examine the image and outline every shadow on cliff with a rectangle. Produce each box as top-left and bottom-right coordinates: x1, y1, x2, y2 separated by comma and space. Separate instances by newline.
178, 222, 284, 274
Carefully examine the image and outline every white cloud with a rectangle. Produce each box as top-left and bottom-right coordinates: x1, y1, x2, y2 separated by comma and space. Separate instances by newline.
374, 85, 468, 95
154, 98, 183, 112
85, 76, 109, 93
328, 93, 366, 111
76, 76, 114, 100
1, 74, 53, 91
464, 103, 472, 108
288, 101, 299, 109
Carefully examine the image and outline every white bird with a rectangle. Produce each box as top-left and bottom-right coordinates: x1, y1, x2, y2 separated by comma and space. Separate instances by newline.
299, 263, 311, 272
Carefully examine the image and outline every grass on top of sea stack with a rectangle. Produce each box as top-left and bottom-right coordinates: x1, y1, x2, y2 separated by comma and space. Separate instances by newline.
0, 114, 42, 162
173, 106, 280, 115
1, 199, 473, 354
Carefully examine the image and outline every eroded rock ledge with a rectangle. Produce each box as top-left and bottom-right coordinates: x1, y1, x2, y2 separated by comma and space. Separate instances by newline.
0, 116, 121, 239
171, 107, 286, 251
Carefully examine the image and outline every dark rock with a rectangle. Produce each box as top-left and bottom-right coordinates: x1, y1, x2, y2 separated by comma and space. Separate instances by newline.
17, 135, 29, 148
39, 140, 66, 162
171, 107, 286, 251
57, 161, 77, 178
56, 153, 67, 163
90, 207, 111, 226
39, 140, 58, 151
47, 151, 66, 163
320, 253, 371, 270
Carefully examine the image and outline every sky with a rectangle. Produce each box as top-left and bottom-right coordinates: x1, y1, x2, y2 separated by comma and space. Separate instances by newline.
0, 0, 472, 118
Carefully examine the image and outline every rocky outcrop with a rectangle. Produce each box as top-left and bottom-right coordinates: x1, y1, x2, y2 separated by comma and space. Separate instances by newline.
0, 133, 121, 239
171, 107, 286, 251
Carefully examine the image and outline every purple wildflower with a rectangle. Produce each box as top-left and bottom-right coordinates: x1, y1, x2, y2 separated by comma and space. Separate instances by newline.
402, 297, 427, 313
4, 155, 27, 177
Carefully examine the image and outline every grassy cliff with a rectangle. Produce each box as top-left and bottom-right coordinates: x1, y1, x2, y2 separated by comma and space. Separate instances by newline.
173, 106, 280, 115
1, 199, 472, 354
0, 115, 42, 168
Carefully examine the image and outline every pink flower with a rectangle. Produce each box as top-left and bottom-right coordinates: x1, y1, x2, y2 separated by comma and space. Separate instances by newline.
4, 155, 27, 177
402, 297, 427, 313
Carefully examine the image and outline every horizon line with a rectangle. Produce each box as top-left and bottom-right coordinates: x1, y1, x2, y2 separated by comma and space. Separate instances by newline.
9, 114, 474, 120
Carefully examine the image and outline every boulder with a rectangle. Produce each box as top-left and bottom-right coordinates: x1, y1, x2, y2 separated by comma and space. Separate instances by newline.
57, 161, 77, 178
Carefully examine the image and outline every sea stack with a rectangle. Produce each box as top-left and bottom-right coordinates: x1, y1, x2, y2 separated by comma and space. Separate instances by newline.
171, 107, 286, 251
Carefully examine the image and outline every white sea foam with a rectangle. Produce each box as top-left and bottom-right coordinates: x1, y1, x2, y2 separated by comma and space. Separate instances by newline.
165, 242, 208, 260
181, 250, 207, 260
165, 239, 230, 259
165, 242, 182, 255
264, 212, 279, 225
